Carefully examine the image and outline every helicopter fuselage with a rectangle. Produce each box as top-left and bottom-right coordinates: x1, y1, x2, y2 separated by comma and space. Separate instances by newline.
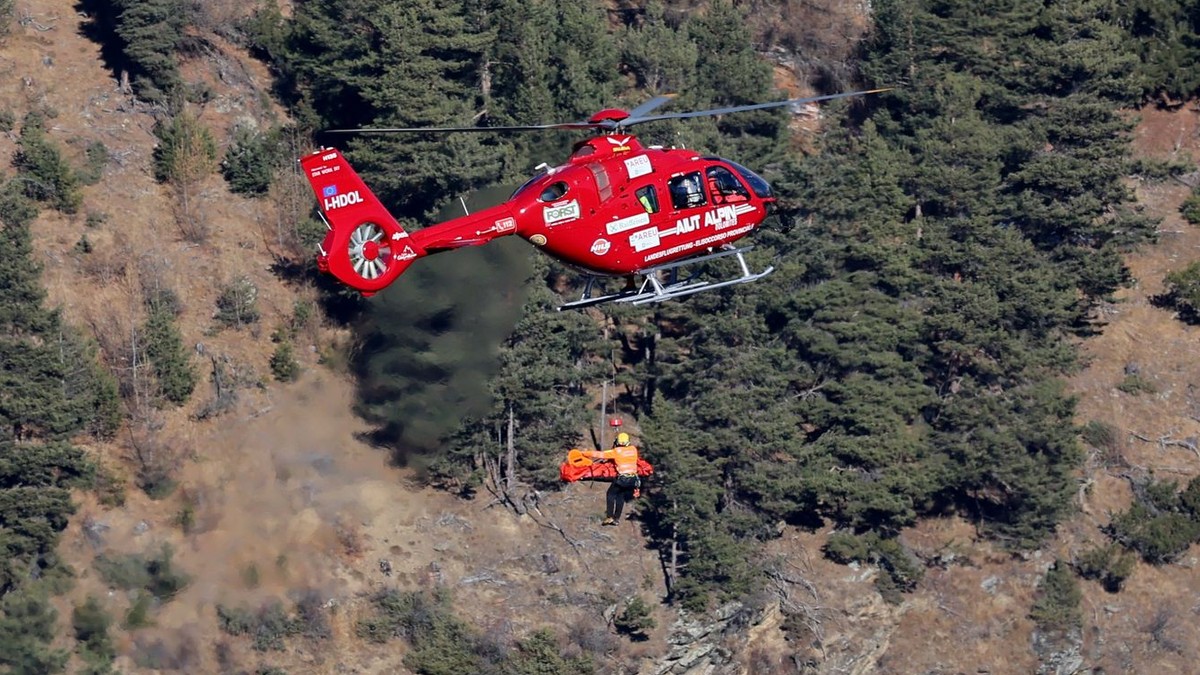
303, 87, 886, 301
405, 134, 777, 278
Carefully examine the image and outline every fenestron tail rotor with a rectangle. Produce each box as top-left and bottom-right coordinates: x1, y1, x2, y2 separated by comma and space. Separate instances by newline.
322, 88, 891, 136
348, 222, 390, 281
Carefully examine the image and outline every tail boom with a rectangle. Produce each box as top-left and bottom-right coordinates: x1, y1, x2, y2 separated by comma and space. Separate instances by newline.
301, 148, 424, 296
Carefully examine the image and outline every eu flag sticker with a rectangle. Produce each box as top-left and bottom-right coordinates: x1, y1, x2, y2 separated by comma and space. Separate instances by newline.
322, 185, 338, 198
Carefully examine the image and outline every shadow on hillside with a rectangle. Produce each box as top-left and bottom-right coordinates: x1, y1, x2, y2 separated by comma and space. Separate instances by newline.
269, 257, 367, 327
1148, 290, 1200, 324
74, 1, 127, 84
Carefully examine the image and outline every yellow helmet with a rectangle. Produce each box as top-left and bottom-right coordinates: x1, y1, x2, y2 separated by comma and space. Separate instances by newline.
616, 432, 631, 446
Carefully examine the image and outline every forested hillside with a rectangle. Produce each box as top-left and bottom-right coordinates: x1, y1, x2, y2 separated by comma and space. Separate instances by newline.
4, 0, 1200, 672
248, 0, 1188, 610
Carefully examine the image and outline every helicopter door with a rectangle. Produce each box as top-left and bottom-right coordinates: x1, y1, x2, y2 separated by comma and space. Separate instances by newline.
705, 166, 751, 205
668, 172, 707, 211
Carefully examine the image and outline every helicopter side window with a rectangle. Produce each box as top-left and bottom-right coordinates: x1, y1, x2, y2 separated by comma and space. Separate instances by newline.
668, 172, 706, 210
705, 166, 751, 205
539, 181, 569, 202
589, 164, 613, 201
635, 185, 659, 214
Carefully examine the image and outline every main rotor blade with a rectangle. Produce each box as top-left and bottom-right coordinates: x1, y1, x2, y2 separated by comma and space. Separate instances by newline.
323, 121, 601, 134
621, 88, 892, 126
624, 94, 678, 120
322, 88, 890, 135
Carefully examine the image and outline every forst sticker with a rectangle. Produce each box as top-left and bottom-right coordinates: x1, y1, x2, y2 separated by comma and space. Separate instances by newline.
590, 238, 611, 256
543, 200, 580, 226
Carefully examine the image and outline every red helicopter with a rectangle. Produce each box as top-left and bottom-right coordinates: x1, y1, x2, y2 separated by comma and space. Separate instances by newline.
300, 89, 887, 310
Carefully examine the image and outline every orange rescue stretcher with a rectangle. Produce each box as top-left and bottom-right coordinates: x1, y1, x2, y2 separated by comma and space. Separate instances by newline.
559, 449, 654, 483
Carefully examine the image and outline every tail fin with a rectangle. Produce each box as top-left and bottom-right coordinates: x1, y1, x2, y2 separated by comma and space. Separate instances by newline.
300, 148, 424, 296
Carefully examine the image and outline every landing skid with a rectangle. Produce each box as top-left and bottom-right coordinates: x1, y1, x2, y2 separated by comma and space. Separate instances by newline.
557, 246, 774, 311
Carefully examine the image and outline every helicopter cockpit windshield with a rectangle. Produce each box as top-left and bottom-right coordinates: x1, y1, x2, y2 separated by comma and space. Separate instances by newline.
708, 158, 774, 199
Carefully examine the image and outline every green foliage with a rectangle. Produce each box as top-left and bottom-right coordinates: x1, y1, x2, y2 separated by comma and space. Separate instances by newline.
1129, 156, 1196, 181
0, 109, 13, 131
355, 589, 481, 672
823, 531, 871, 564
0, 584, 70, 674
215, 276, 261, 328
355, 589, 591, 674
241, 563, 260, 589
13, 114, 83, 214
1108, 487, 1200, 564
0, 305, 123, 441
285, 0, 509, 218
221, 125, 283, 196
1074, 543, 1136, 593
1116, 0, 1200, 102
77, 140, 110, 185
269, 341, 300, 382
1182, 186, 1200, 225
1117, 373, 1157, 394
72, 596, 116, 666
123, 593, 153, 629
152, 110, 217, 184
1106, 477, 1200, 566
505, 629, 593, 675
0, 441, 94, 593
1081, 419, 1124, 467
240, 0, 288, 65
483, 0, 622, 170
640, 400, 764, 613
103, 0, 190, 102
250, 603, 300, 652
94, 544, 190, 601
1030, 561, 1082, 636
613, 597, 655, 640
1162, 260, 1200, 323
821, 531, 923, 603
143, 303, 196, 405
270, 0, 1159, 614
1081, 420, 1121, 452
218, 596, 330, 652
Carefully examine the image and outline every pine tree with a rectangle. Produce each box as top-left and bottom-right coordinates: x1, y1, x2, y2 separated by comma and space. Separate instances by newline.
684, 0, 786, 163
484, 0, 622, 166
142, 304, 196, 406
0, 211, 53, 337
1117, 0, 1200, 101
287, 0, 505, 219
112, 0, 189, 101
13, 115, 83, 214
0, 585, 70, 673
